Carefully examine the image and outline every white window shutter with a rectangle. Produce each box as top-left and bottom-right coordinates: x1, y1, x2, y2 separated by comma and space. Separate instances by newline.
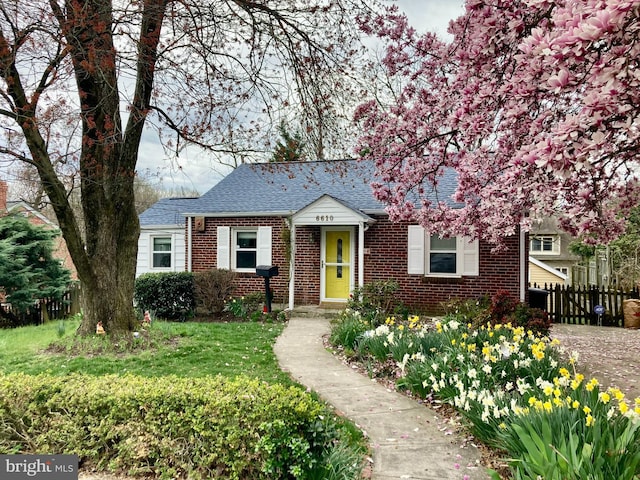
257, 226, 272, 266
460, 237, 479, 276
407, 225, 425, 275
217, 226, 230, 269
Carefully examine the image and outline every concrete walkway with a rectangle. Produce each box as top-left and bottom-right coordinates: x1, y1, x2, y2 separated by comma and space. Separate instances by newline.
274, 315, 490, 480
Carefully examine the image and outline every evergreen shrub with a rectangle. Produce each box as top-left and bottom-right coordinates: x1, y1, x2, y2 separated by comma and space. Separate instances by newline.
134, 272, 195, 320
0, 373, 344, 479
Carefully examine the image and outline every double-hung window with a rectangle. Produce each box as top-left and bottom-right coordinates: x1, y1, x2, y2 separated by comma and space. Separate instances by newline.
234, 230, 258, 270
407, 226, 479, 277
427, 236, 458, 275
152, 237, 172, 268
216, 226, 272, 272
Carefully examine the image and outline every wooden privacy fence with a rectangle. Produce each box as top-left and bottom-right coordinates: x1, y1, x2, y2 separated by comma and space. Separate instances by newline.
2, 285, 82, 327
530, 283, 640, 327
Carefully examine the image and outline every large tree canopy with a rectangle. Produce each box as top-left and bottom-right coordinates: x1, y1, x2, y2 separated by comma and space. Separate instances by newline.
355, 0, 640, 247
0, 0, 377, 334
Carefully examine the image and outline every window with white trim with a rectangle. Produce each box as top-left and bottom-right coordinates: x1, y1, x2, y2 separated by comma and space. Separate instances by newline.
407, 226, 479, 277
530, 235, 559, 254
234, 230, 258, 270
428, 236, 457, 274
217, 226, 272, 272
152, 237, 172, 268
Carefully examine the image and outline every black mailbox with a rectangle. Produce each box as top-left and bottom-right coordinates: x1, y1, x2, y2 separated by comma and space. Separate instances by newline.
256, 265, 279, 278
255, 265, 279, 313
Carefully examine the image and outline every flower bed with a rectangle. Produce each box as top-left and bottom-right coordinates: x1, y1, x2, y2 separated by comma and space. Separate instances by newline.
331, 309, 640, 479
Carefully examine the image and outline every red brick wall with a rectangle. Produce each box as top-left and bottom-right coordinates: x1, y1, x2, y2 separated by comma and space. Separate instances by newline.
361, 216, 523, 312
291, 225, 321, 304
190, 215, 524, 312
190, 216, 291, 302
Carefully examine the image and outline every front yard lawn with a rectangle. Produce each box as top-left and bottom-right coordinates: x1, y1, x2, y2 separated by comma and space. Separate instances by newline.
0, 318, 290, 383
0, 319, 366, 479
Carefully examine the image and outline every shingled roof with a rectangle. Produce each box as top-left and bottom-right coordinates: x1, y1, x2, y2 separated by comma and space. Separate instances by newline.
139, 197, 200, 227
184, 159, 459, 216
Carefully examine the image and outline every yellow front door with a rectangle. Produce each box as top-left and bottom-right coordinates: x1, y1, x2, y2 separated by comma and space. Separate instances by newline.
324, 230, 351, 300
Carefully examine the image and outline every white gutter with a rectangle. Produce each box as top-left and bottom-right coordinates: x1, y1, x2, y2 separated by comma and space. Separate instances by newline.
187, 216, 192, 272
358, 221, 365, 290
288, 221, 296, 310
520, 227, 526, 302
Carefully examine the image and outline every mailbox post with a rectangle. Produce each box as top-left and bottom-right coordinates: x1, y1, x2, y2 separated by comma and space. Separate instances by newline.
255, 265, 279, 313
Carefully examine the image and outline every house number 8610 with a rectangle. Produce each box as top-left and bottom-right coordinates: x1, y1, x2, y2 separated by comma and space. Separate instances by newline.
315, 215, 334, 222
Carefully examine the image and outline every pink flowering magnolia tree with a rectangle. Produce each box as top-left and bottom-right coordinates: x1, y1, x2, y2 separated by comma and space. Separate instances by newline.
355, 0, 640, 246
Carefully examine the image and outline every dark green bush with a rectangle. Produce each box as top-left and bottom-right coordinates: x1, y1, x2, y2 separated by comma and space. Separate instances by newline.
441, 296, 490, 323
224, 292, 267, 321
509, 303, 552, 337
0, 373, 354, 479
134, 272, 195, 320
468, 290, 551, 336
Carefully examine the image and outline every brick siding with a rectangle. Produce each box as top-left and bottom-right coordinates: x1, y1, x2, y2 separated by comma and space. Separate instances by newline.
190, 216, 291, 302
190, 215, 525, 312
361, 216, 524, 312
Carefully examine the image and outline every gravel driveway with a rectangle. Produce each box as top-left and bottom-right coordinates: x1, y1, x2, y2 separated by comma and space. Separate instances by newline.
551, 323, 640, 400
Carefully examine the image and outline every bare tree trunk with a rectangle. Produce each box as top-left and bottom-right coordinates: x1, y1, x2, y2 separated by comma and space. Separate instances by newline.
75, 182, 139, 336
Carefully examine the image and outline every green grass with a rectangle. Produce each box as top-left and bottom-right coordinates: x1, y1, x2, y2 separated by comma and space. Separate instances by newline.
0, 319, 291, 384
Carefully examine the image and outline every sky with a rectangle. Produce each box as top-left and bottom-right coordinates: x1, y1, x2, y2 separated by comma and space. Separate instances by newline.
2, 1, 465, 199
134, 0, 466, 196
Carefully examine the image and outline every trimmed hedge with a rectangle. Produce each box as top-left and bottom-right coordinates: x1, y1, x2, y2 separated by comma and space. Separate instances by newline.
134, 272, 195, 320
0, 373, 338, 479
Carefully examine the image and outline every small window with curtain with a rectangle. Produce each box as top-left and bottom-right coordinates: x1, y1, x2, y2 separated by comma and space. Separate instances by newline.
152, 237, 172, 268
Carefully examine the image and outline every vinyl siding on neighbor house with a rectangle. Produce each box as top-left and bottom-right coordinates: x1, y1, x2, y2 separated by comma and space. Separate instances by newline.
529, 257, 567, 286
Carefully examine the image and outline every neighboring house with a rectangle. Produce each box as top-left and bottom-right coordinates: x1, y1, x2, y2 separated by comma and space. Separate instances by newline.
529, 216, 580, 284
171, 160, 528, 312
136, 197, 199, 276
0, 181, 78, 280
529, 256, 568, 286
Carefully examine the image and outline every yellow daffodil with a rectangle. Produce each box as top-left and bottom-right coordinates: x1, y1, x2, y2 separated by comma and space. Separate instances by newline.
586, 414, 594, 427
609, 387, 625, 402
620, 402, 629, 414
